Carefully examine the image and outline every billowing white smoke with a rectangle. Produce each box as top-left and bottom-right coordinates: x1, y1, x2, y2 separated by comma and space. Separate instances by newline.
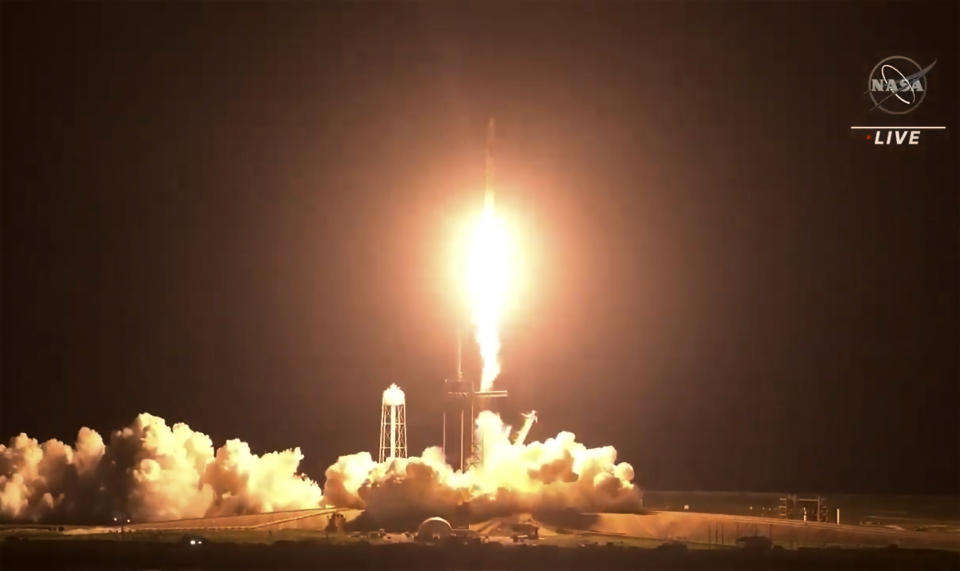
0, 413, 322, 522
323, 411, 641, 522
2, 410, 642, 524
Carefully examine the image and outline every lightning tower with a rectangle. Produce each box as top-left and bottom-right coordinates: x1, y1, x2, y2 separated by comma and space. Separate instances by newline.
379, 383, 408, 462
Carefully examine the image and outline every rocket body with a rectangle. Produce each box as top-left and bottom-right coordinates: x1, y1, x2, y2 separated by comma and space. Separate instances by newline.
485, 118, 496, 208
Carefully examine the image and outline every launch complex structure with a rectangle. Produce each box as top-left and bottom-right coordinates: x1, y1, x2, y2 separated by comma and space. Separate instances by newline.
441, 118, 507, 472
442, 337, 507, 471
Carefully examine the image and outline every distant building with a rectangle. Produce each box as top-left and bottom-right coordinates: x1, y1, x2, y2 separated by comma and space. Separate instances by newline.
778, 494, 830, 522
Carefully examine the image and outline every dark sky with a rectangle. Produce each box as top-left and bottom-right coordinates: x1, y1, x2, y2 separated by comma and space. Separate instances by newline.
2, 2, 957, 495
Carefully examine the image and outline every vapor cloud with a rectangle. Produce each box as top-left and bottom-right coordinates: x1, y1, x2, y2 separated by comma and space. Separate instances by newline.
0, 413, 322, 522
323, 410, 642, 522
2, 410, 641, 523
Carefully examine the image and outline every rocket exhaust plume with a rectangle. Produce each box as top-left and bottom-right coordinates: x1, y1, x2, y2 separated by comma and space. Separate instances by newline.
467, 118, 515, 391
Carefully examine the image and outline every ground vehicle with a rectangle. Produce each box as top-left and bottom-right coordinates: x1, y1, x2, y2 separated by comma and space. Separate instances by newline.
510, 523, 539, 542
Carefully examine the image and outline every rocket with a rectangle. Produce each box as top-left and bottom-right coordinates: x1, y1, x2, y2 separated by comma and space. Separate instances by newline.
485, 117, 495, 209
443, 117, 509, 471
459, 117, 495, 381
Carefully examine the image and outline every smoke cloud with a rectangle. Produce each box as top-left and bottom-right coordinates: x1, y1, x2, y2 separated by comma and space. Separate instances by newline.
0, 413, 322, 522
2, 410, 641, 524
323, 410, 642, 522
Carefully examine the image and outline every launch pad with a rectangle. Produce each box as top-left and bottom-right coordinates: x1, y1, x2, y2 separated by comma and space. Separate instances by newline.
442, 378, 507, 471
441, 327, 507, 471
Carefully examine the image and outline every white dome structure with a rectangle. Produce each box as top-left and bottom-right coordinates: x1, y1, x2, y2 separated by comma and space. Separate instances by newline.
416, 517, 452, 542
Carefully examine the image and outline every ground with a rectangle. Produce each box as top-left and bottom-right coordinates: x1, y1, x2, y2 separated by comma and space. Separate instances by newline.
643, 491, 960, 533
1, 492, 957, 569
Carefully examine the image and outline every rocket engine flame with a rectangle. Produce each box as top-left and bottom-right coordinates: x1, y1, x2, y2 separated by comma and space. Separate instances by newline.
466, 203, 513, 391
460, 117, 518, 392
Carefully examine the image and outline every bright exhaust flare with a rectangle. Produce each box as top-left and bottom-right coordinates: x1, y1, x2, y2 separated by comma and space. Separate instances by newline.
466, 202, 514, 391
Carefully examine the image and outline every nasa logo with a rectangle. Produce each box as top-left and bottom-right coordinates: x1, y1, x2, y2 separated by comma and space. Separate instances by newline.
867, 55, 936, 115
852, 54, 946, 146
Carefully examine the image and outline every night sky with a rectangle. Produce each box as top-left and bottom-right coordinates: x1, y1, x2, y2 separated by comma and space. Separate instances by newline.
2, 3, 957, 495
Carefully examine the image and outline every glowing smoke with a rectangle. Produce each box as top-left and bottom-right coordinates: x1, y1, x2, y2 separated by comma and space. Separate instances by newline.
2, 410, 641, 524
323, 410, 641, 522
0, 413, 322, 522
